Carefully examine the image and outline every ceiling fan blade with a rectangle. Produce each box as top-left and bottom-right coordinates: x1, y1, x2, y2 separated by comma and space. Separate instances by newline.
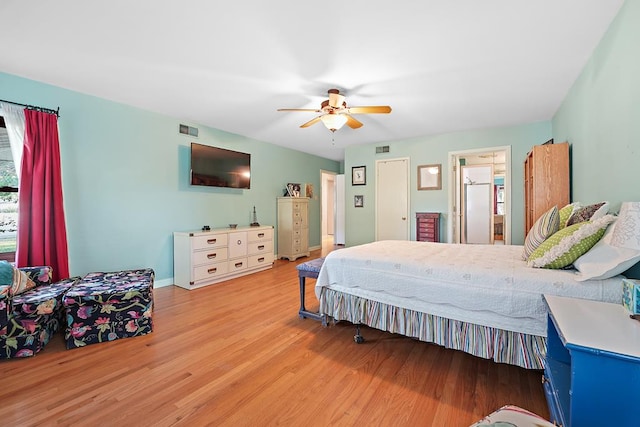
300, 116, 322, 128
346, 106, 392, 114
277, 108, 321, 112
345, 115, 363, 129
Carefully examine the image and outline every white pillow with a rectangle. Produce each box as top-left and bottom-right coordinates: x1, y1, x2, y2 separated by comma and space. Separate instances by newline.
574, 221, 640, 281
611, 202, 640, 250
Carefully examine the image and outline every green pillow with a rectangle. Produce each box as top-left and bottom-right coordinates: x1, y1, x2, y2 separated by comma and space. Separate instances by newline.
528, 215, 615, 269
558, 203, 579, 229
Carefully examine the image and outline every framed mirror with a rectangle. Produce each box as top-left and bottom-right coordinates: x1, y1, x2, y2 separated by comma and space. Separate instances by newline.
418, 164, 441, 190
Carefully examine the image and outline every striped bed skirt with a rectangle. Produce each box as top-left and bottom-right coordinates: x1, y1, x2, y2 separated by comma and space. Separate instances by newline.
318, 287, 546, 370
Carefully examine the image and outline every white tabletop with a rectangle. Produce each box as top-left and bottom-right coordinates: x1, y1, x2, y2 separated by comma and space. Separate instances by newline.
544, 294, 640, 359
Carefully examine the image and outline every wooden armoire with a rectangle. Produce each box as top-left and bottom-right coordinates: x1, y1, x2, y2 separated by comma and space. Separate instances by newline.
524, 142, 570, 233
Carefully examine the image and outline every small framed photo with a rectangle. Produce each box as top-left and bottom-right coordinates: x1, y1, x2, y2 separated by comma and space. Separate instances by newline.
286, 183, 301, 197
354, 195, 364, 208
417, 164, 442, 190
352, 166, 366, 186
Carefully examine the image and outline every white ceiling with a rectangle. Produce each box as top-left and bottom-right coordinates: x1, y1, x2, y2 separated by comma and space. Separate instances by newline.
0, 1, 624, 161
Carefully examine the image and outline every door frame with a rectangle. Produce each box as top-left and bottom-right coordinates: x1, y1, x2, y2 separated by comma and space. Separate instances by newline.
375, 157, 410, 241
447, 145, 512, 245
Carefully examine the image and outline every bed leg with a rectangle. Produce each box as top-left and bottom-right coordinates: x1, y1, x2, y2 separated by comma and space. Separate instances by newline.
353, 324, 365, 344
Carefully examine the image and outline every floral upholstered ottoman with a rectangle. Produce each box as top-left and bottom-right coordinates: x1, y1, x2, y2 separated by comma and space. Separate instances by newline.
62, 269, 154, 349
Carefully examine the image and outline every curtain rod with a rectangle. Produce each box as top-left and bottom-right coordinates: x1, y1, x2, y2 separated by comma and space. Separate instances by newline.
0, 98, 60, 117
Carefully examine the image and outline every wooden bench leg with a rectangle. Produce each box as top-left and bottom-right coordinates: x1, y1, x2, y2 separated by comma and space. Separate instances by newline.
298, 273, 324, 323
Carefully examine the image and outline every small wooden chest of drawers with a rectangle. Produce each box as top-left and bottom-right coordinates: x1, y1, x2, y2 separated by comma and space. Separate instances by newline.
416, 212, 440, 243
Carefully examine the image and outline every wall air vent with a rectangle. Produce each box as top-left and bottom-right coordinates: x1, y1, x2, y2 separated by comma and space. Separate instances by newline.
375, 145, 390, 154
179, 124, 199, 137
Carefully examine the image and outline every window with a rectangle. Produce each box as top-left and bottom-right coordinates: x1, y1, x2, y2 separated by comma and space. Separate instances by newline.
0, 116, 18, 262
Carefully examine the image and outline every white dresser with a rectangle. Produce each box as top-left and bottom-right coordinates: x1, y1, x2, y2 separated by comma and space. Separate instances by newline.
277, 197, 310, 261
173, 225, 274, 289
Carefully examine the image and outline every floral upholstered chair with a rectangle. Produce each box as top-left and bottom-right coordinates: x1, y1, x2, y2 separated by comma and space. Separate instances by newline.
0, 262, 78, 358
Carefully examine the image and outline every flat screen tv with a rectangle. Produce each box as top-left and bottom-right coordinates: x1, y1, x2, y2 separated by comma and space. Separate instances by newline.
190, 143, 251, 189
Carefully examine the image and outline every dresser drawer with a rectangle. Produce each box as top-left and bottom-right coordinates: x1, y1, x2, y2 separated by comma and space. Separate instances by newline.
248, 253, 273, 268
228, 258, 248, 273
248, 228, 273, 242
192, 248, 228, 265
248, 240, 273, 255
418, 222, 435, 231
192, 233, 228, 250
193, 262, 229, 282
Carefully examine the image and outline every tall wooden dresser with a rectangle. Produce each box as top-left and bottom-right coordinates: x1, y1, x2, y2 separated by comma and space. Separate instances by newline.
277, 197, 310, 261
524, 142, 570, 233
416, 212, 440, 242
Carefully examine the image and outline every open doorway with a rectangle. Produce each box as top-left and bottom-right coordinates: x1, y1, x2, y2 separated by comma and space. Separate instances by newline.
320, 170, 337, 250
448, 146, 511, 245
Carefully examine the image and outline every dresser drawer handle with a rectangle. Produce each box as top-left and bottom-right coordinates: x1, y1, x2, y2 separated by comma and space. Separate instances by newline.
207, 253, 217, 259
258, 245, 265, 250
237, 240, 242, 245
235, 262, 243, 268
258, 257, 265, 262
207, 267, 217, 274
207, 238, 217, 244
258, 233, 264, 238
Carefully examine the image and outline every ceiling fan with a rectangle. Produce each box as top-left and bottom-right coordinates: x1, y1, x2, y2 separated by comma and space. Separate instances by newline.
278, 89, 392, 132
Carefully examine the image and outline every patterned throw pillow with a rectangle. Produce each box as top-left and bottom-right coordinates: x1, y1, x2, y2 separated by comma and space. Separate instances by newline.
0, 261, 37, 297
558, 202, 580, 229
523, 206, 560, 260
528, 215, 616, 269
566, 202, 608, 227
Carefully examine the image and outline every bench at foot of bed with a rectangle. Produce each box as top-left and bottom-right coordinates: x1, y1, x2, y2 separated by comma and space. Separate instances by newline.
296, 258, 327, 325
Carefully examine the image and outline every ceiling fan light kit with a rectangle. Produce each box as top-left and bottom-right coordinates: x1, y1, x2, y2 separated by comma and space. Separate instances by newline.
278, 89, 391, 134
320, 113, 348, 132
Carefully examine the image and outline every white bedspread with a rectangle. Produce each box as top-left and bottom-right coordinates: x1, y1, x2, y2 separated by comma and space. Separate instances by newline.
315, 241, 623, 336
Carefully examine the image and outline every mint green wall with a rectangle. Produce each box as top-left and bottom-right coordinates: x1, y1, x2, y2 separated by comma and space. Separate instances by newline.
553, 0, 640, 277
553, 0, 639, 210
344, 122, 552, 246
0, 72, 339, 283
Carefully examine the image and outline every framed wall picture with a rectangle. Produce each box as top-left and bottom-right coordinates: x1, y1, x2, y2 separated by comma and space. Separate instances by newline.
352, 166, 366, 185
418, 164, 442, 190
354, 195, 364, 207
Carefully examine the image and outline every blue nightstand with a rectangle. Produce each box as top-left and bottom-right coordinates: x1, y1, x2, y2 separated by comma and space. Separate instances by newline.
543, 294, 640, 427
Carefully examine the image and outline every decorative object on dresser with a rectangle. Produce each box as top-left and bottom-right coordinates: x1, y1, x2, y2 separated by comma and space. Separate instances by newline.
417, 164, 442, 190
416, 212, 440, 242
250, 206, 260, 227
524, 141, 569, 233
173, 225, 274, 289
277, 197, 310, 261
543, 294, 640, 427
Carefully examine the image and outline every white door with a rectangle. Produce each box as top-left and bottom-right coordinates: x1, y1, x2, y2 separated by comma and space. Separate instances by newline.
376, 158, 410, 241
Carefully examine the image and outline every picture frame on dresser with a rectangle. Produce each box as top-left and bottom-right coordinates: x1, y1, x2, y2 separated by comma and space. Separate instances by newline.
417, 164, 441, 190
352, 166, 366, 185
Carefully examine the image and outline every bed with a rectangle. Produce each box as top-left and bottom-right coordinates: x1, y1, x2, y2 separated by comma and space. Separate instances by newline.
314, 240, 623, 369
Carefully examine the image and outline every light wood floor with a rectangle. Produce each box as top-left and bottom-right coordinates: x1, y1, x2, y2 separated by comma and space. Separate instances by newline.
1, 244, 549, 426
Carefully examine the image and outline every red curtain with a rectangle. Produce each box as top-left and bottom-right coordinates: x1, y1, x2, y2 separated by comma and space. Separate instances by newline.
16, 109, 70, 281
